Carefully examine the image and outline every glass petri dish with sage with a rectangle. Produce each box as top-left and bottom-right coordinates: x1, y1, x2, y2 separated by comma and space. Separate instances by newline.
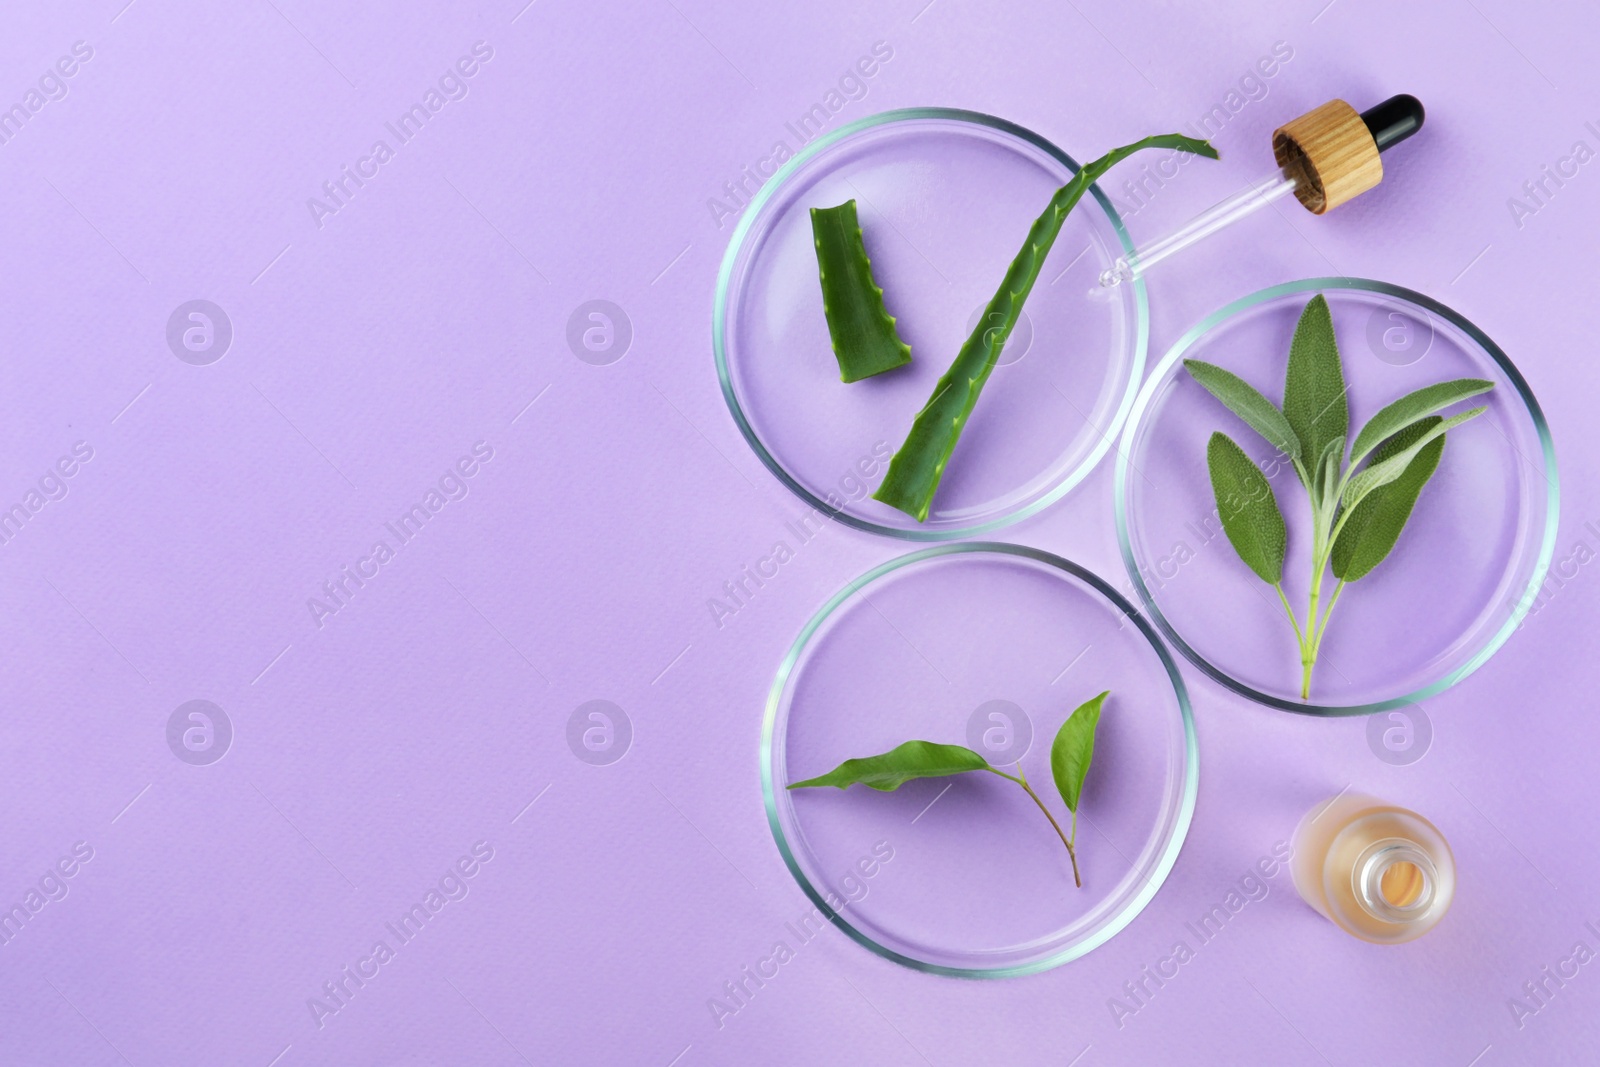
715, 108, 1148, 540
1116, 278, 1557, 716
761, 543, 1196, 977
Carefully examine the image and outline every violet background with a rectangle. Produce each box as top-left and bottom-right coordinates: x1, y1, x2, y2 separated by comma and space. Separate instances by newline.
0, 0, 1595, 1064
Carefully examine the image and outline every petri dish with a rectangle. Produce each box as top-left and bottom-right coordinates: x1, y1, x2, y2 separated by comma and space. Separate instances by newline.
761, 543, 1196, 977
1116, 278, 1557, 715
715, 108, 1148, 540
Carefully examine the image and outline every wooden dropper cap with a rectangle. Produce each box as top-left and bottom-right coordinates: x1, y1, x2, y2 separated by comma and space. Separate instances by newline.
1272, 94, 1424, 214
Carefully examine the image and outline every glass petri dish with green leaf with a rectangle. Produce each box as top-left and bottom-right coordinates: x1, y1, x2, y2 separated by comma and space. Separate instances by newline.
715, 109, 1152, 540
1115, 279, 1557, 715
762, 544, 1196, 976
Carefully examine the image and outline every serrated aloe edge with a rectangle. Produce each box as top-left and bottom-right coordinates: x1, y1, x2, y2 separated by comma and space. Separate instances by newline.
810, 199, 914, 382
1185, 294, 1494, 699
872, 132, 1219, 522
789, 692, 1108, 888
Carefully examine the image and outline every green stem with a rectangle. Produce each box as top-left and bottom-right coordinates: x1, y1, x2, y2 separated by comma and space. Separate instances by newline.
1302, 583, 1321, 699
1300, 493, 1336, 701
1290, 456, 1311, 490
987, 767, 1081, 887
1273, 582, 1306, 648
1309, 580, 1346, 662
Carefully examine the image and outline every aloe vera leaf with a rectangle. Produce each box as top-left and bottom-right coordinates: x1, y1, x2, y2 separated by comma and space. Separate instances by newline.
809, 200, 913, 383
1332, 416, 1446, 582
872, 133, 1218, 521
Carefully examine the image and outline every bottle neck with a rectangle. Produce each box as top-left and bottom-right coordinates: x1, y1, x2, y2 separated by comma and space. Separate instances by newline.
1353, 838, 1438, 925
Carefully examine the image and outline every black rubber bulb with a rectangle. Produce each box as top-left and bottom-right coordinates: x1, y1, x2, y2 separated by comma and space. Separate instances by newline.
1361, 94, 1425, 153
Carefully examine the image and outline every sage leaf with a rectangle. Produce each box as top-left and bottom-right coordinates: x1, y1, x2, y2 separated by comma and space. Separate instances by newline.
1332, 416, 1446, 582
810, 200, 914, 382
1207, 431, 1287, 584
1183, 359, 1299, 461
787, 740, 991, 792
1347, 377, 1494, 466
1340, 406, 1485, 514
1282, 295, 1349, 473
1314, 435, 1344, 509
873, 132, 1218, 521
1050, 691, 1108, 814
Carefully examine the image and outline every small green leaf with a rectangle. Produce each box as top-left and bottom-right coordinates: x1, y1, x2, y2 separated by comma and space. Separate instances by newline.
1317, 435, 1345, 472
1207, 432, 1287, 584
1347, 377, 1494, 465
1340, 407, 1485, 513
1183, 359, 1300, 462
1332, 417, 1446, 582
1314, 435, 1344, 508
1051, 691, 1108, 814
810, 200, 913, 383
787, 740, 991, 792
1282, 295, 1349, 470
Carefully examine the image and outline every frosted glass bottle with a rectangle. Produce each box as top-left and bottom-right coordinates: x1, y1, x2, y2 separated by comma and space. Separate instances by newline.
1290, 792, 1455, 944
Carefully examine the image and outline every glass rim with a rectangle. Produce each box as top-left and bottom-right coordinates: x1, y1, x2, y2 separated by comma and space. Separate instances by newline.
1113, 276, 1560, 717
713, 106, 1149, 542
759, 541, 1198, 978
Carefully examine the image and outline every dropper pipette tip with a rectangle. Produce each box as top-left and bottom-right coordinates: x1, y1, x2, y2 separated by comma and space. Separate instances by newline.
1097, 262, 1132, 288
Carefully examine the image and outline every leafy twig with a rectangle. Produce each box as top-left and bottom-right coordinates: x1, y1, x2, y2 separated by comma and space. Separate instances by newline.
788, 692, 1110, 887
1185, 295, 1493, 698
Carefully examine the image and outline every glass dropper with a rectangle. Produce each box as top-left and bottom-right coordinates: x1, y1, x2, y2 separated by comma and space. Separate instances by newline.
1098, 94, 1426, 288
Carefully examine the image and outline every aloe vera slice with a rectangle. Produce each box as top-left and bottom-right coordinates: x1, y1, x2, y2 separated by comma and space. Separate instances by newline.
873, 133, 1218, 522
810, 199, 913, 383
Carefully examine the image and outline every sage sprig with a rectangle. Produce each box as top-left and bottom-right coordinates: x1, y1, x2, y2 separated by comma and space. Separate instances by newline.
1185, 295, 1492, 699
789, 691, 1109, 887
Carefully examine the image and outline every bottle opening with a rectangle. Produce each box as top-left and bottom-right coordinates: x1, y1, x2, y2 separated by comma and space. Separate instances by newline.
1380, 860, 1425, 908
1354, 839, 1436, 923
